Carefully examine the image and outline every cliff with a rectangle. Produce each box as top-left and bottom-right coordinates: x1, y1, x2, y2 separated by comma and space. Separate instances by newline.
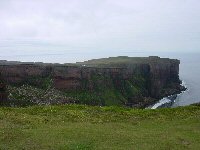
0, 56, 185, 107
0, 72, 7, 102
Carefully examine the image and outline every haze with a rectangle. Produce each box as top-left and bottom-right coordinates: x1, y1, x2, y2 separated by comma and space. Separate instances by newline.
0, 0, 200, 62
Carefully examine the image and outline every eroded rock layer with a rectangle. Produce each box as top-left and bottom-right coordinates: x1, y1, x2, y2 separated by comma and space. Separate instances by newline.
0, 56, 185, 107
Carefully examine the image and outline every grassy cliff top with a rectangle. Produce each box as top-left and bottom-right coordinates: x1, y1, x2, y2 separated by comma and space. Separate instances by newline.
76, 56, 179, 67
0, 104, 199, 149
0, 56, 179, 68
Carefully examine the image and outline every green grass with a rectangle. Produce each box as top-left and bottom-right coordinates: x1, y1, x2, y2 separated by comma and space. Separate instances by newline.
0, 105, 200, 150
7, 73, 146, 107
77, 56, 175, 68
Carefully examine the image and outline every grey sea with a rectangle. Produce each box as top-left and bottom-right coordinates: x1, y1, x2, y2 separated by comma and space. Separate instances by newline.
151, 52, 200, 108
171, 53, 200, 107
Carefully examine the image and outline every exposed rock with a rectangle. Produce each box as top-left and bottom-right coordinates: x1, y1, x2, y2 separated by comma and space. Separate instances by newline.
0, 56, 184, 107
0, 74, 7, 102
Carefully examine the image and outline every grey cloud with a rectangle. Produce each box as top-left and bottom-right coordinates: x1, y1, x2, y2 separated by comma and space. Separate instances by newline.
0, 0, 199, 59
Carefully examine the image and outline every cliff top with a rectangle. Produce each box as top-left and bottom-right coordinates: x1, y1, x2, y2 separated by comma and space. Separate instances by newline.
0, 56, 179, 68
76, 56, 180, 67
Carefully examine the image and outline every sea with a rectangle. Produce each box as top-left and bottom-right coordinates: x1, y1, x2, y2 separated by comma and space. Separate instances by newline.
1, 51, 200, 108
150, 52, 200, 108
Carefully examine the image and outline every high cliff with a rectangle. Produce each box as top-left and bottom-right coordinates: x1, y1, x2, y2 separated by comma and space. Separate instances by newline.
0, 56, 185, 107
0, 75, 7, 102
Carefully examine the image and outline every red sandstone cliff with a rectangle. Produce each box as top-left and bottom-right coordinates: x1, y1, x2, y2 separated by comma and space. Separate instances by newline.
0, 57, 184, 107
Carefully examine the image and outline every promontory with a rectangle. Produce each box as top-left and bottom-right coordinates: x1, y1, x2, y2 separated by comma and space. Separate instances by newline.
0, 56, 185, 108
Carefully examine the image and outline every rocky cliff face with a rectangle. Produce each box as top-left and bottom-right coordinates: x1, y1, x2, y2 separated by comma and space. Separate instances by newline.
148, 57, 181, 98
0, 57, 184, 107
0, 74, 7, 102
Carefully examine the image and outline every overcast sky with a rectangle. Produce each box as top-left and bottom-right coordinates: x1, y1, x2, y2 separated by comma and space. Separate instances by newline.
0, 0, 200, 62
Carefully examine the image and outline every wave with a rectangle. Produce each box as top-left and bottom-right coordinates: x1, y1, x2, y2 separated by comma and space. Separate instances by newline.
148, 80, 187, 109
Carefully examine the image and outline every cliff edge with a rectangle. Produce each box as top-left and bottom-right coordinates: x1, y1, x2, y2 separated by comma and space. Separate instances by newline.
0, 56, 185, 108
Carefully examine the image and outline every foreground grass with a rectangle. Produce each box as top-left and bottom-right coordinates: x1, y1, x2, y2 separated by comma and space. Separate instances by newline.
0, 105, 200, 150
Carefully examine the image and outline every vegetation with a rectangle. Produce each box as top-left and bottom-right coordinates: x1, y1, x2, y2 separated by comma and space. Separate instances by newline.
7, 85, 74, 106
0, 56, 181, 108
76, 56, 172, 67
64, 74, 148, 106
7, 73, 149, 107
24, 76, 53, 90
0, 104, 200, 149
77, 56, 148, 66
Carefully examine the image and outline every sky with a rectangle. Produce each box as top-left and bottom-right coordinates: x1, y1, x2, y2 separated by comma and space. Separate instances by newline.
0, 0, 200, 62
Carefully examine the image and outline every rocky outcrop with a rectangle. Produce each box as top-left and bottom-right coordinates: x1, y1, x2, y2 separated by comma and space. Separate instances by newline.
0, 74, 7, 102
0, 57, 184, 107
148, 57, 181, 98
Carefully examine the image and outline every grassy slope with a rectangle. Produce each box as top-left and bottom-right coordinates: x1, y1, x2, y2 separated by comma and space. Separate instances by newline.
7, 73, 148, 107
0, 105, 200, 150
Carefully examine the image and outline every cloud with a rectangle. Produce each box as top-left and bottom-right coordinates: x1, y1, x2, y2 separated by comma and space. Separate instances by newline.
0, 0, 200, 57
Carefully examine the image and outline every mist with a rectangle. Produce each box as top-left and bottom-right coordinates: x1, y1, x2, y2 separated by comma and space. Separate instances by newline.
0, 0, 200, 62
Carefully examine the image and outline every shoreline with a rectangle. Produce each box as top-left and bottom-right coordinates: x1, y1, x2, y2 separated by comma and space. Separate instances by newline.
148, 80, 188, 109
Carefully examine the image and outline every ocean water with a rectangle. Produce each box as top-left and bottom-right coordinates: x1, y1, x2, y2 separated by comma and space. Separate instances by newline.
1, 51, 199, 107
172, 53, 200, 107
149, 52, 200, 108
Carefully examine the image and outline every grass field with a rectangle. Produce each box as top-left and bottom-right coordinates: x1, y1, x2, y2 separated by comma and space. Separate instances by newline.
0, 104, 200, 150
